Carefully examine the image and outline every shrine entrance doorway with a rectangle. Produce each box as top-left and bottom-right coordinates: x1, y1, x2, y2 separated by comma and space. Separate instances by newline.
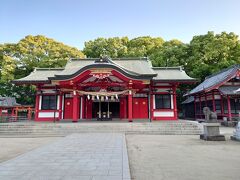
92, 101, 120, 120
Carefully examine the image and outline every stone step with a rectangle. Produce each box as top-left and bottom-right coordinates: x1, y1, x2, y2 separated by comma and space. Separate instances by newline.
0, 129, 201, 132
0, 131, 202, 137
0, 121, 203, 136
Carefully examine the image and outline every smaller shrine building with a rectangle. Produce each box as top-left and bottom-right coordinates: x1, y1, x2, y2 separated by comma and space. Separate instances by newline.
13, 57, 195, 122
0, 97, 33, 120
184, 65, 240, 121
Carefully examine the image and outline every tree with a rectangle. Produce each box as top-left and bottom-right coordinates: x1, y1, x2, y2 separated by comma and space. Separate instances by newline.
0, 43, 17, 81
1, 55, 16, 81
83, 36, 165, 58
16, 35, 85, 76
0, 35, 85, 105
186, 31, 240, 81
127, 36, 164, 57
83, 37, 129, 58
150, 39, 188, 67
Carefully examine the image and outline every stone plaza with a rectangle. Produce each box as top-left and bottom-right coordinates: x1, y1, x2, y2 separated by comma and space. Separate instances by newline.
0, 124, 239, 180
0, 133, 130, 180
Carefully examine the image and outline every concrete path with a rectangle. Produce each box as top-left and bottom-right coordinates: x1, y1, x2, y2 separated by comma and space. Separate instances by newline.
0, 133, 131, 180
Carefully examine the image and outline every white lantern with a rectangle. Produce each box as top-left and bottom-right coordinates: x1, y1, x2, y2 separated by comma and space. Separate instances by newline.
87, 95, 90, 100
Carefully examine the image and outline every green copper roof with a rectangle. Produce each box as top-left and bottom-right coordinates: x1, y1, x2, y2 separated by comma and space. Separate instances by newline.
152, 67, 196, 82
13, 57, 195, 84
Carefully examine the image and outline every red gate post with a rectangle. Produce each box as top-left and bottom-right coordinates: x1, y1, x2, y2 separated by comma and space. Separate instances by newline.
72, 90, 79, 122
128, 90, 133, 122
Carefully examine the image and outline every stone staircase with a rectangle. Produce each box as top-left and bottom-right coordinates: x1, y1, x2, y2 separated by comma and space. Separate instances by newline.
0, 120, 203, 137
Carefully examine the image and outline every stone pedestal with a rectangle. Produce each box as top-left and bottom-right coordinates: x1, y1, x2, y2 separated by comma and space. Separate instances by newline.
231, 122, 240, 142
200, 123, 225, 141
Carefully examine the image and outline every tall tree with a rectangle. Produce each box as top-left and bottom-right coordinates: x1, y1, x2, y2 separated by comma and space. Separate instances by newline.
127, 36, 164, 57
186, 31, 240, 80
83, 37, 129, 58
0, 43, 17, 81
0, 35, 85, 105
16, 35, 85, 76
150, 39, 188, 67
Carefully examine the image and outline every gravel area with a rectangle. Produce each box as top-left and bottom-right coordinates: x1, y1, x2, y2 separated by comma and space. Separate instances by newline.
0, 137, 60, 163
126, 134, 240, 180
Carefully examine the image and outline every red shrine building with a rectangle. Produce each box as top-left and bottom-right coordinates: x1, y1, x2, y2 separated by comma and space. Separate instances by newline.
13, 57, 195, 122
183, 65, 240, 121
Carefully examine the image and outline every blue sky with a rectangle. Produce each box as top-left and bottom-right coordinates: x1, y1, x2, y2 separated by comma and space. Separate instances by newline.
1, 0, 240, 49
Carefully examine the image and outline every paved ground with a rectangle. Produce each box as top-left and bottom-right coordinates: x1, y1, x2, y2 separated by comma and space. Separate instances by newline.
0, 126, 238, 180
126, 134, 240, 180
0, 137, 60, 163
0, 133, 130, 180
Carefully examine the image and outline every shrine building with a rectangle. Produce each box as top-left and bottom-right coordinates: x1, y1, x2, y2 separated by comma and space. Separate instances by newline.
183, 65, 240, 121
13, 57, 195, 122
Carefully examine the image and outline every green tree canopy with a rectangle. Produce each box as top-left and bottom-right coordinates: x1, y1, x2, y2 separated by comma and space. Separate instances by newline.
0, 35, 85, 105
186, 31, 240, 80
83, 36, 165, 58
127, 36, 164, 57
1, 32, 240, 105
83, 37, 129, 58
150, 39, 188, 67
16, 35, 85, 76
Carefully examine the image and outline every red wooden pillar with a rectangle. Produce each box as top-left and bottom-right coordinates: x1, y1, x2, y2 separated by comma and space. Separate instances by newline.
79, 96, 82, 119
150, 94, 153, 121
27, 107, 31, 120
12, 107, 18, 121
227, 96, 232, 121
15, 107, 18, 117
72, 91, 79, 122
173, 85, 177, 120
82, 96, 85, 119
199, 95, 202, 119
212, 91, 216, 112
128, 90, 133, 122
194, 96, 196, 119
220, 95, 224, 116
35, 92, 40, 121
11, 108, 15, 116
149, 84, 153, 121
120, 97, 127, 119
0, 108, 2, 116
86, 99, 92, 119
58, 93, 63, 120
149, 82, 154, 121
205, 93, 207, 107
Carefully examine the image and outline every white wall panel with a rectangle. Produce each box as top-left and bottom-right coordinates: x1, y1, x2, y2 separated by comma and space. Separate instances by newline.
38, 112, 59, 118
153, 111, 174, 117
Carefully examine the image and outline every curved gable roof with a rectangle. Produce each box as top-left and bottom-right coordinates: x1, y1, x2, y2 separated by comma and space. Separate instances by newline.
13, 57, 157, 83
50, 57, 157, 80
188, 64, 240, 95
